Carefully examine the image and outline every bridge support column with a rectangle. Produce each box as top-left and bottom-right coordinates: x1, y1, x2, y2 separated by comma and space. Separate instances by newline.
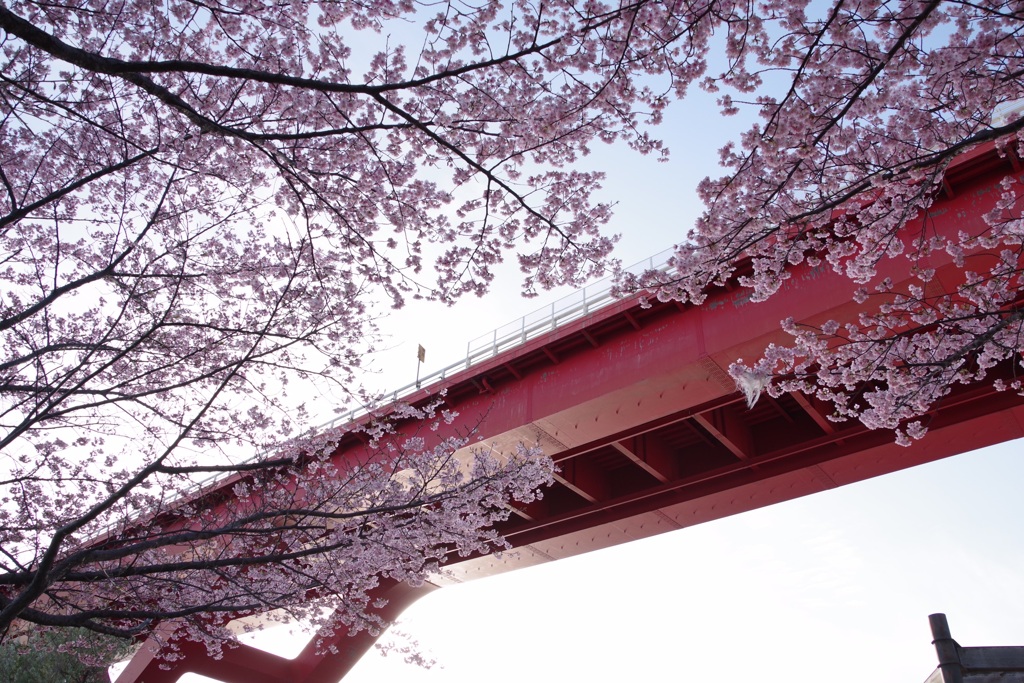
113, 581, 436, 683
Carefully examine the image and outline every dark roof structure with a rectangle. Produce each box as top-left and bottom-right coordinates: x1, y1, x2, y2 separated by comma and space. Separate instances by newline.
926, 614, 1024, 683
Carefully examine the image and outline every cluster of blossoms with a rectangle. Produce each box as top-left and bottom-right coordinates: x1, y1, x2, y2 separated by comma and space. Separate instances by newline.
618, 0, 1024, 442
2, 399, 553, 660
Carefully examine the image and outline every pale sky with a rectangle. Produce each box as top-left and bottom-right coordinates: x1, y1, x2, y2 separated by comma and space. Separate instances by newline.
166, 43, 1024, 683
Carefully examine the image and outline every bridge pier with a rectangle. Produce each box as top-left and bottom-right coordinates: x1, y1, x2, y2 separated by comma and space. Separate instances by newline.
114, 581, 435, 683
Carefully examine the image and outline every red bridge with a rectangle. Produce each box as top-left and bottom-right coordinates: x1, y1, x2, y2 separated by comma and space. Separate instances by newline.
115, 141, 1024, 683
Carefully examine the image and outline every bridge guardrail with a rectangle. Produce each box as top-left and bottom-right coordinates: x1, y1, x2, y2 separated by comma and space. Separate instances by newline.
316, 248, 674, 433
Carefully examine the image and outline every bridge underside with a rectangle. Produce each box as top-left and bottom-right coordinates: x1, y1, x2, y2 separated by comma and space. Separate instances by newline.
439, 310, 1024, 587
114, 141, 1024, 683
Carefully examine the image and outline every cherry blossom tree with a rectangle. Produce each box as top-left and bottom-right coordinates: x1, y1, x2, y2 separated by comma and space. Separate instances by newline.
0, 0, 678, 655
3, 0, 1024, 665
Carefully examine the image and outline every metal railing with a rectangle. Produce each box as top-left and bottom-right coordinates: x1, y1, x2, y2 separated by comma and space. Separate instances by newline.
318, 248, 674, 432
